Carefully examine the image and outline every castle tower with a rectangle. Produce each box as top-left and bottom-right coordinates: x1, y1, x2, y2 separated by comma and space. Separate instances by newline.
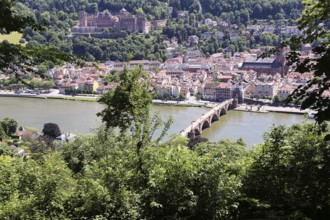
79, 11, 88, 27
119, 8, 130, 16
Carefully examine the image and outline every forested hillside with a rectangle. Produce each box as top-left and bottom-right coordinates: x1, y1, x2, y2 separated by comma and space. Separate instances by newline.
12, 0, 303, 63
19, 0, 302, 21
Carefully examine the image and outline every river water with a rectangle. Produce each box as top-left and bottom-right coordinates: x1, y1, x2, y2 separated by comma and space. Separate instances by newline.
0, 97, 311, 147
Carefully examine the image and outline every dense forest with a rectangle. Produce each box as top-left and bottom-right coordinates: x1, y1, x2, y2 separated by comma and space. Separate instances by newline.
12, 0, 303, 62
2, 122, 329, 219
19, 0, 302, 21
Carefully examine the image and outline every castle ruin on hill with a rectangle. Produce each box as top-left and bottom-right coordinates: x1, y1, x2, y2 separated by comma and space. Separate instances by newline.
72, 8, 166, 35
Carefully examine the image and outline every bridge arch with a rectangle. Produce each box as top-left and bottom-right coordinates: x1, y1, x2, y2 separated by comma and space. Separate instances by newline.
201, 120, 210, 130
220, 108, 227, 116
211, 113, 219, 122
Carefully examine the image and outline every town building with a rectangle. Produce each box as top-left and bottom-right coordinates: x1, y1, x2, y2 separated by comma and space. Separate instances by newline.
240, 50, 287, 76
113, 60, 162, 70
277, 85, 296, 99
202, 83, 217, 101
216, 82, 232, 102
252, 81, 279, 98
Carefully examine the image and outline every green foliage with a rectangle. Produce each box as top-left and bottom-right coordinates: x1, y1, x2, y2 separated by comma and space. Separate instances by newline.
97, 66, 172, 159
140, 139, 246, 219
42, 123, 61, 139
1, 119, 329, 219
241, 123, 330, 219
0, 0, 43, 34
195, 92, 202, 100
72, 35, 166, 62
0, 31, 24, 44
0, 126, 7, 141
0, 153, 77, 219
98, 67, 152, 133
64, 87, 93, 95
11, 0, 302, 62
167, 0, 302, 23
60, 128, 247, 219
64, 129, 143, 219
0, 117, 18, 137
62, 127, 119, 173
0, 0, 75, 79
0, 143, 16, 156
0, 43, 74, 78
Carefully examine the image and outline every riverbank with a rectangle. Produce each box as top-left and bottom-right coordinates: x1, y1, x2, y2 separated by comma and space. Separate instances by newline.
46, 96, 98, 102
152, 99, 213, 107
235, 103, 307, 115
0, 92, 99, 102
0, 91, 214, 107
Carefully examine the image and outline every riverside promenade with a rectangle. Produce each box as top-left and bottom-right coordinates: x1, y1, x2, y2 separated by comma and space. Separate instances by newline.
235, 104, 308, 115
0, 90, 98, 101
0, 90, 215, 106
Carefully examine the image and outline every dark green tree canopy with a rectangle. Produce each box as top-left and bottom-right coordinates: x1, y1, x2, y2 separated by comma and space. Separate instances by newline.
97, 66, 152, 132
0, 0, 43, 34
42, 123, 61, 139
0, 0, 75, 80
0, 117, 18, 137
242, 123, 330, 219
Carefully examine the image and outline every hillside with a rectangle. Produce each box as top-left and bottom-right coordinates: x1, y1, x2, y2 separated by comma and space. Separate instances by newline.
14, 0, 303, 63
19, 0, 302, 21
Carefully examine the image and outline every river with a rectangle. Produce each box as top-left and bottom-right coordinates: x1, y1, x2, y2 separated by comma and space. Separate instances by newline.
0, 97, 311, 147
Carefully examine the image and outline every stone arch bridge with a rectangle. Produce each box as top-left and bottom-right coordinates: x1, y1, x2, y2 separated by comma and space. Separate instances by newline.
180, 99, 236, 138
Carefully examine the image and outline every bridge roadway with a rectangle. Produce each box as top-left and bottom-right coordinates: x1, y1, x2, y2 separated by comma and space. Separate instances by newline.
180, 99, 235, 137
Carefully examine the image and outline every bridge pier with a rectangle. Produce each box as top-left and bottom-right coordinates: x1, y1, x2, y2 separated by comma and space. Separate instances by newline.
229, 99, 238, 109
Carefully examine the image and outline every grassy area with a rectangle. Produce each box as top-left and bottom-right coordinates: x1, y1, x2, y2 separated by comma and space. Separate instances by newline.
0, 32, 25, 45
47, 96, 99, 102
152, 103, 204, 107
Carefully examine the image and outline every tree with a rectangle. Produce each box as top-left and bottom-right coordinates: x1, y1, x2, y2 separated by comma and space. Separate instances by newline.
61, 127, 246, 219
97, 66, 172, 185
195, 92, 203, 100
0, 0, 41, 34
0, 126, 6, 141
97, 66, 152, 133
42, 123, 61, 139
140, 138, 246, 219
273, 94, 282, 104
282, 0, 330, 123
0, 117, 18, 136
0, 153, 77, 219
241, 123, 330, 219
0, 0, 74, 80
98, 66, 168, 137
